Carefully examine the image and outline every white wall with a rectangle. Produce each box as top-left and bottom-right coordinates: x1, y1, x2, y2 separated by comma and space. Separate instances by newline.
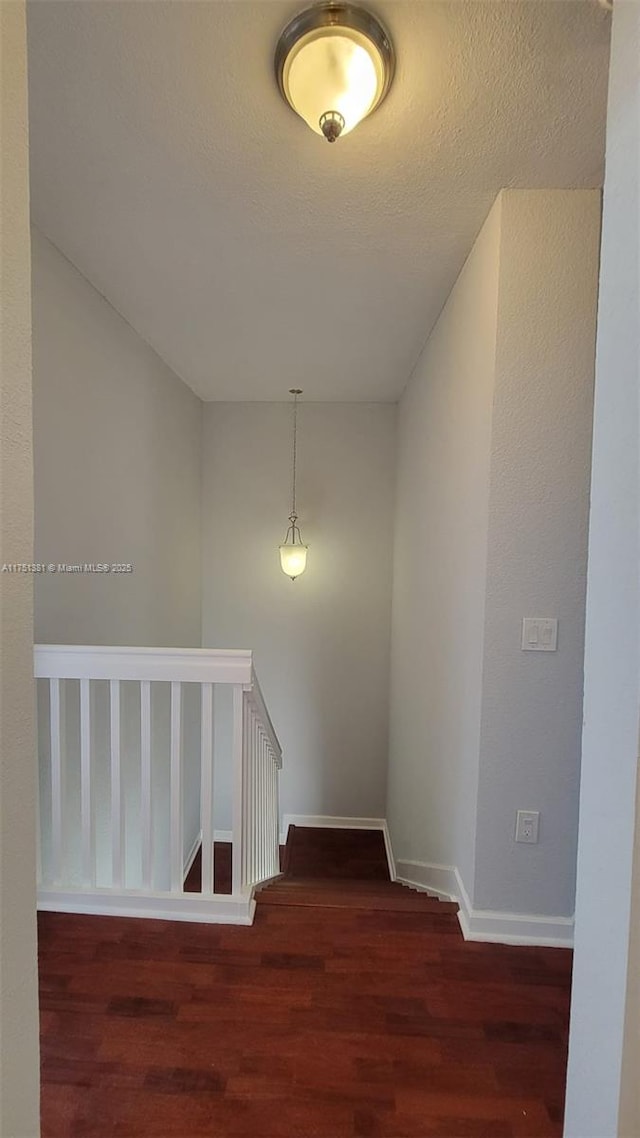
475, 190, 601, 916
0, 2, 41, 1133
564, 4, 640, 1134
387, 198, 502, 894
620, 771, 640, 1136
388, 190, 600, 925
31, 229, 204, 885
32, 229, 202, 649
201, 402, 396, 826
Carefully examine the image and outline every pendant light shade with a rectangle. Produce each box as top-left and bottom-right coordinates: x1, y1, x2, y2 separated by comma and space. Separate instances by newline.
279, 529, 308, 580
279, 389, 308, 580
275, 4, 395, 142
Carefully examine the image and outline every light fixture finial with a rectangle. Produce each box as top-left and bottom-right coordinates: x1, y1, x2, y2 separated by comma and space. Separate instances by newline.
319, 111, 345, 143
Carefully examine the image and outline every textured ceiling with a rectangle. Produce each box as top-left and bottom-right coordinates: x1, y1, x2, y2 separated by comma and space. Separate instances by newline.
27, 1, 610, 402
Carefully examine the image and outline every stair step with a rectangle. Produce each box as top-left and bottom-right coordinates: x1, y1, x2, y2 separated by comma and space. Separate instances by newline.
261, 829, 460, 916
275, 878, 397, 892
282, 826, 390, 881
259, 880, 458, 914
270, 876, 454, 899
270, 886, 446, 904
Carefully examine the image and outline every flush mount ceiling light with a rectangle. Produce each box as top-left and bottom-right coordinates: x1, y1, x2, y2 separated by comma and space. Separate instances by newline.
279, 389, 308, 580
275, 3, 395, 143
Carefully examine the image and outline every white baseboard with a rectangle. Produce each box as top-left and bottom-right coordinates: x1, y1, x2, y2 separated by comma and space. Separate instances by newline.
395, 859, 459, 901
282, 814, 388, 836
281, 814, 396, 880
381, 820, 396, 881
395, 858, 574, 948
38, 887, 256, 926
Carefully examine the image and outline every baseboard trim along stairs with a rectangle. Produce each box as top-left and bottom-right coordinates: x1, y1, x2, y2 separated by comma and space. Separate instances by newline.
285, 815, 574, 948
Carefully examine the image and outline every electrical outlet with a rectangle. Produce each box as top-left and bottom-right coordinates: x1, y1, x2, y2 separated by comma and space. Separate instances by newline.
515, 810, 540, 844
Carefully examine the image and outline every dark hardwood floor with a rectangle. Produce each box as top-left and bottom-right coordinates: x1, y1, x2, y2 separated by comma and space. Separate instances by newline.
38, 828, 572, 1137
184, 841, 232, 895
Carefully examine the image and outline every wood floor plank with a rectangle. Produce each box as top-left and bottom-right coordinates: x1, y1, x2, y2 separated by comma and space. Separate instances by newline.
39, 828, 571, 1136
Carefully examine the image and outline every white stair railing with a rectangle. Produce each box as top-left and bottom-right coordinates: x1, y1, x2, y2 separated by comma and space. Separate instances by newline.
34, 645, 283, 926
240, 680, 282, 890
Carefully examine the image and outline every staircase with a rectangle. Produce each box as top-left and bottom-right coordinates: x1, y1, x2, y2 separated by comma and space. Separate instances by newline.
257, 825, 459, 920
34, 642, 455, 931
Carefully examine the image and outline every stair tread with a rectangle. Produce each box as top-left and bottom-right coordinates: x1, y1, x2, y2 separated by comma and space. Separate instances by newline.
259, 892, 457, 913
275, 876, 450, 896
259, 877, 458, 913
276, 878, 397, 891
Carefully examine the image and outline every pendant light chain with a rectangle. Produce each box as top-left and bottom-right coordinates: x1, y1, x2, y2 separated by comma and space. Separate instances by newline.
290, 388, 302, 521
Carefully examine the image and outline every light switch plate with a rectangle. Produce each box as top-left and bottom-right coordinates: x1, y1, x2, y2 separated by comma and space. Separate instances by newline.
515, 810, 540, 844
522, 617, 558, 652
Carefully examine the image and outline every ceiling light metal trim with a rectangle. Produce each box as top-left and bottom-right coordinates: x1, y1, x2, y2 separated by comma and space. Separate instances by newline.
275, 3, 395, 138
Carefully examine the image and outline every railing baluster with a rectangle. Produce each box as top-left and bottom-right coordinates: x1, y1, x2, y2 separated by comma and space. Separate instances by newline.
275, 755, 280, 874
266, 739, 271, 876
242, 694, 250, 888
200, 683, 214, 895
267, 746, 272, 878
245, 701, 251, 886
265, 737, 271, 877
79, 679, 94, 886
265, 742, 270, 878
271, 751, 277, 877
257, 728, 262, 881
275, 756, 280, 874
140, 680, 153, 889
49, 678, 64, 884
260, 729, 266, 881
251, 710, 256, 878
36, 756, 42, 886
273, 749, 277, 861
275, 750, 280, 860
231, 684, 244, 895
170, 681, 183, 893
255, 728, 260, 878
110, 679, 124, 888
251, 706, 257, 881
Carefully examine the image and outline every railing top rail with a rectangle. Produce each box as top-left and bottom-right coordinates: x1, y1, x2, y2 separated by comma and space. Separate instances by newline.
35, 645, 253, 658
34, 645, 254, 685
35, 645, 284, 768
248, 669, 283, 768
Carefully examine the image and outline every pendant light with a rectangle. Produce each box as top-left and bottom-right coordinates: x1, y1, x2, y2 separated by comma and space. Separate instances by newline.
279, 389, 308, 580
275, 3, 395, 143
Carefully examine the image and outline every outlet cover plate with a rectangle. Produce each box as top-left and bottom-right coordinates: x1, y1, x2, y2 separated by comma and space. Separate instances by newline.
515, 810, 540, 844
522, 618, 558, 652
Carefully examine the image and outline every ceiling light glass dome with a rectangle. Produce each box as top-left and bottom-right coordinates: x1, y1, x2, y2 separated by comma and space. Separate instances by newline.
275, 4, 395, 142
